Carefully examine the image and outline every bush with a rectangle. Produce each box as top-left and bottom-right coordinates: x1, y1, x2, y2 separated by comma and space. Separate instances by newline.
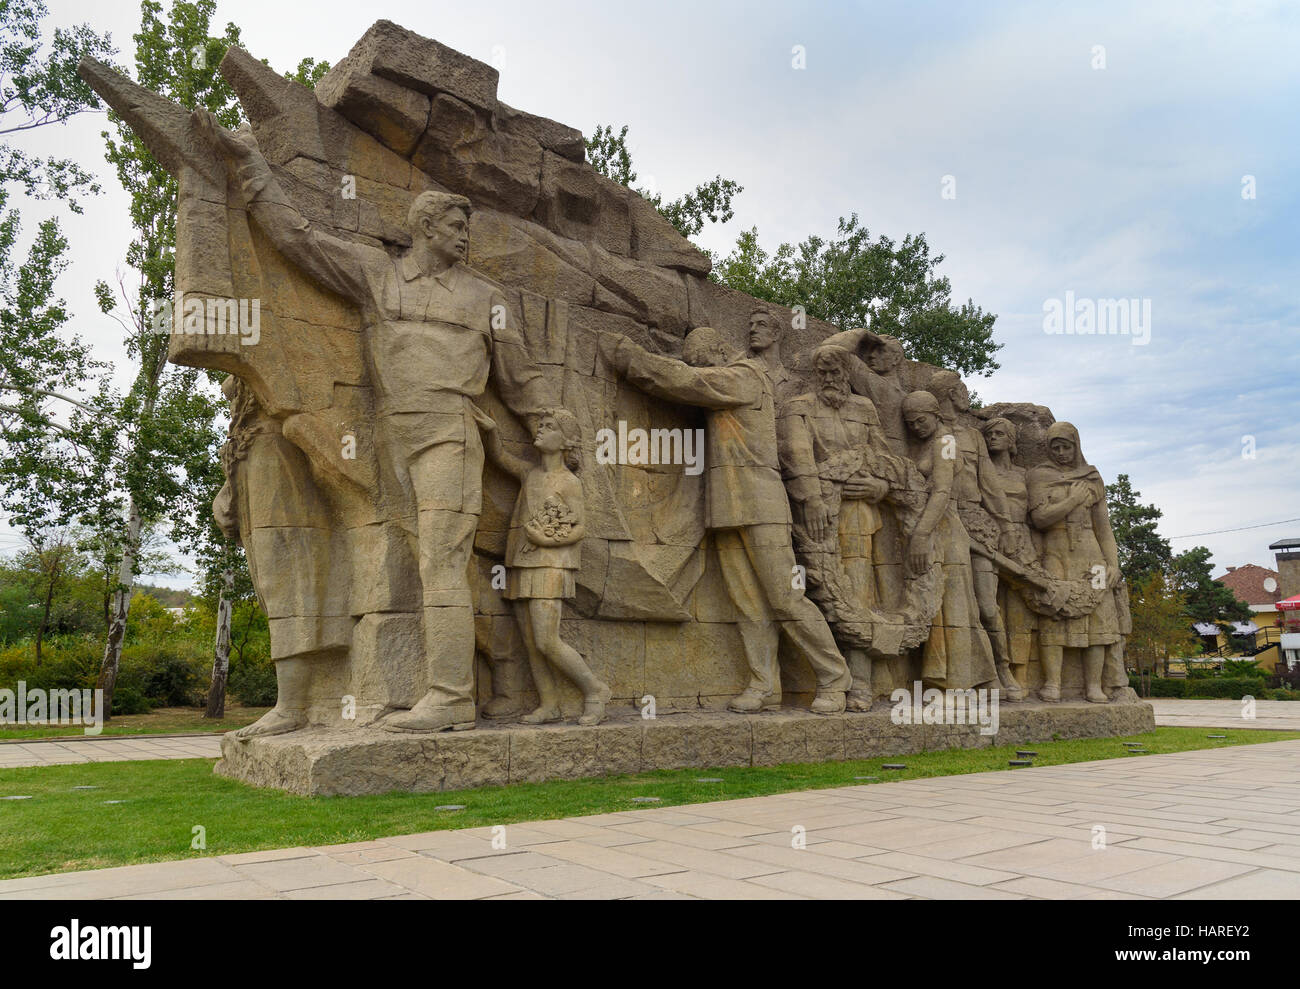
1183, 677, 1268, 700
110, 686, 152, 716
230, 659, 277, 707
113, 642, 207, 707
1129, 675, 1187, 697
1223, 659, 1268, 679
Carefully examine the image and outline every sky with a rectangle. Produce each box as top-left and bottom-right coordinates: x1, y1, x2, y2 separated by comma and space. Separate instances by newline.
6, 0, 1298, 586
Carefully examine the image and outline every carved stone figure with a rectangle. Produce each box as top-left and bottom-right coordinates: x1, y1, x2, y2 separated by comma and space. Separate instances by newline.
74, 21, 1145, 794
1027, 422, 1127, 703
778, 346, 899, 709
483, 408, 611, 725
901, 391, 999, 691
747, 306, 798, 408
927, 370, 1026, 700
981, 417, 1038, 690
198, 113, 549, 735
599, 327, 851, 713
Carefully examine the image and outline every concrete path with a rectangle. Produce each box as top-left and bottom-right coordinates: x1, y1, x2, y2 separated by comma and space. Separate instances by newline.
1148, 699, 1300, 731
0, 734, 222, 768
3, 739, 1297, 900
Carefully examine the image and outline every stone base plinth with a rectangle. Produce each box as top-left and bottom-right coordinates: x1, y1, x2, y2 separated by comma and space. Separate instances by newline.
213, 698, 1156, 796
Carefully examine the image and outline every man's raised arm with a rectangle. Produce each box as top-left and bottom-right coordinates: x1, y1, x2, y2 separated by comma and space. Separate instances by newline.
193, 110, 381, 307
601, 335, 763, 410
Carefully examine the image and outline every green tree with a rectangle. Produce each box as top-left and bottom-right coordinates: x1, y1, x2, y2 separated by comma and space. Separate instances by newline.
0, 0, 116, 209
284, 57, 329, 88
1170, 545, 1253, 630
1105, 474, 1173, 585
92, 1, 325, 717
1127, 571, 1200, 679
90, 0, 245, 718
0, 0, 121, 599
714, 217, 1001, 377
586, 124, 742, 240
586, 124, 1000, 377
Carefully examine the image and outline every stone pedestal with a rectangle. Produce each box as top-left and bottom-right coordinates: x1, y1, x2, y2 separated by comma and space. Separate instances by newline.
214, 698, 1155, 796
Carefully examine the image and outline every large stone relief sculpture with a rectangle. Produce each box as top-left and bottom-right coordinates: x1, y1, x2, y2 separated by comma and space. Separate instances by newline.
78, 20, 1136, 776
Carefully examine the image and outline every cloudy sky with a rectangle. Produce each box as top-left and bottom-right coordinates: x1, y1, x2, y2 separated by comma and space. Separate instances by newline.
8, 0, 1298, 583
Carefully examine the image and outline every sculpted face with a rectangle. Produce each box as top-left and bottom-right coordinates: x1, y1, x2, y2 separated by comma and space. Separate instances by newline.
905, 409, 938, 440
866, 342, 899, 375
815, 352, 850, 408
534, 414, 565, 453
985, 422, 1011, 453
684, 332, 728, 368
422, 206, 469, 266
1049, 437, 1075, 466
950, 380, 970, 413
749, 313, 778, 352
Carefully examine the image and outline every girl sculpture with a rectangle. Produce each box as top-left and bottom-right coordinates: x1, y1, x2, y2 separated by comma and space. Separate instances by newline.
484, 408, 612, 726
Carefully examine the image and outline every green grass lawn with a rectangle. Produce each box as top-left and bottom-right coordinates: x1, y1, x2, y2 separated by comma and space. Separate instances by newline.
1, 726, 1296, 880
0, 705, 270, 740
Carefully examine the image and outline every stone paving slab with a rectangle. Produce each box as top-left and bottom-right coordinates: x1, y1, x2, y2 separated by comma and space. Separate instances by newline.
1148, 698, 1300, 731
0, 734, 222, 767
1, 739, 1297, 900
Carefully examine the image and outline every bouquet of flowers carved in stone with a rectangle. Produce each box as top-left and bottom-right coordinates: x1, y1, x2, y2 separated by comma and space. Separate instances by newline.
521, 495, 579, 553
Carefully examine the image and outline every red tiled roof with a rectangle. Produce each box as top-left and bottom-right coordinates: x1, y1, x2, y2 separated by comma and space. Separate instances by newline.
1215, 563, 1282, 607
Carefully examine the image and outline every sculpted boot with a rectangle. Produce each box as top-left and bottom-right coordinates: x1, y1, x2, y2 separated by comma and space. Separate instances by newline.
996, 661, 1027, 702
728, 688, 781, 713
234, 657, 310, 739
382, 693, 477, 733
811, 689, 846, 714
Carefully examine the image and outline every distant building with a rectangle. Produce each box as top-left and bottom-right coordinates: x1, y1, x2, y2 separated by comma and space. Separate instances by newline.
1213, 540, 1300, 670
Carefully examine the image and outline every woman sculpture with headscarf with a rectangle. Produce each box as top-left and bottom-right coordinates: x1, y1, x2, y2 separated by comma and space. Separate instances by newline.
1027, 422, 1126, 703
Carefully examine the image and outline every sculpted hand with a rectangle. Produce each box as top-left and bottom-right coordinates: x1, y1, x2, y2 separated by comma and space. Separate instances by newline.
907, 534, 932, 575
844, 474, 888, 502
523, 518, 550, 546
999, 527, 1023, 559
192, 108, 259, 163
1069, 481, 1095, 507
803, 497, 831, 543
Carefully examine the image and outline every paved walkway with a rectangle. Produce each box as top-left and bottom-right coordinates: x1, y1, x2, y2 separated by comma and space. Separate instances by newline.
0, 734, 222, 768
2, 739, 1297, 899
1147, 699, 1300, 731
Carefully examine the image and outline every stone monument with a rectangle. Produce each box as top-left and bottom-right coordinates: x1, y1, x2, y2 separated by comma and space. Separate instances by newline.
79, 20, 1148, 795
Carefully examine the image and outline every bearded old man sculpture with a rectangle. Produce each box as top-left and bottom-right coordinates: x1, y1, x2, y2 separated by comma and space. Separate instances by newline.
78, 21, 1143, 793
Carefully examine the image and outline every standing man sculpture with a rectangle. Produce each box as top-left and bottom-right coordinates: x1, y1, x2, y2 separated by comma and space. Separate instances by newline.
599, 327, 851, 714
199, 113, 548, 735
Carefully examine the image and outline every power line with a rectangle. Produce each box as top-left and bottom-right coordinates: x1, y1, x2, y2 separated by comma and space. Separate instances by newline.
1168, 517, 1300, 541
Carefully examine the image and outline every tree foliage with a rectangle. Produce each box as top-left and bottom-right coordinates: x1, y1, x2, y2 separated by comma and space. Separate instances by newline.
714, 218, 1001, 377
1105, 473, 1173, 586
586, 123, 742, 240
1127, 571, 1201, 675
1170, 545, 1253, 628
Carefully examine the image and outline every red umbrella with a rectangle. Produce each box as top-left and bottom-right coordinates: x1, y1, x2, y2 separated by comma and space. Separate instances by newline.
1277, 595, 1300, 612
